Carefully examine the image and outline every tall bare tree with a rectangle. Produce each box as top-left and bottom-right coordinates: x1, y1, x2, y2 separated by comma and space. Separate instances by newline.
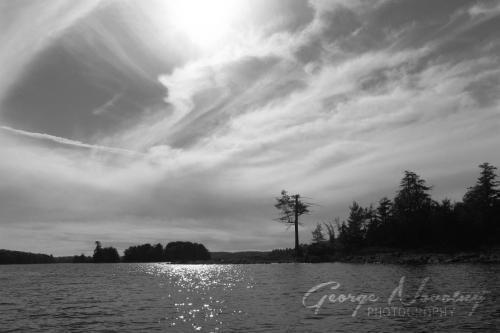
274, 190, 311, 257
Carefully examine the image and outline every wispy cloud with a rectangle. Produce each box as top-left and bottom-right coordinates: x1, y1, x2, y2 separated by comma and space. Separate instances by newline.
0, 0, 499, 255
1, 125, 140, 156
0, 0, 101, 103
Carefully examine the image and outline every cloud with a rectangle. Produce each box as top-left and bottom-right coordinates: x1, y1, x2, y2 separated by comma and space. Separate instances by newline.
468, 1, 500, 18
1, 125, 140, 156
0, 0, 499, 255
0, 0, 100, 103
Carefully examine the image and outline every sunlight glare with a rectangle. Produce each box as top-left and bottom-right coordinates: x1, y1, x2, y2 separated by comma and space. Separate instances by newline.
169, 0, 242, 47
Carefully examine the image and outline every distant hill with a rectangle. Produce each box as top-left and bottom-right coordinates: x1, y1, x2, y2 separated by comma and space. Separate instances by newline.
0, 249, 54, 264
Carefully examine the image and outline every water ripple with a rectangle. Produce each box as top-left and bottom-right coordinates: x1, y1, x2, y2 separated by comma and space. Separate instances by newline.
0, 263, 499, 332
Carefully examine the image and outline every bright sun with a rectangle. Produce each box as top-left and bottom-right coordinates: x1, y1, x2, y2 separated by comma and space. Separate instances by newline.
169, 0, 242, 47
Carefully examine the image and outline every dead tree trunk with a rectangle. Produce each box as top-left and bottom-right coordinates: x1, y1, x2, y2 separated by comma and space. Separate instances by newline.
294, 194, 300, 257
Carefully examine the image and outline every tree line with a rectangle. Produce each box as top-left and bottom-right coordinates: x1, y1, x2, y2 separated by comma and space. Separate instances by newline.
0, 249, 54, 264
0, 240, 212, 264
277, 162, 500, 259
87, 240, 211, 263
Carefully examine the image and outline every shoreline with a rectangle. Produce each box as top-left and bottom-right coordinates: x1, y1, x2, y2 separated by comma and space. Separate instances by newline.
333, 250, 500, 265
2, 249, 500, 265
206, 248, 500, 264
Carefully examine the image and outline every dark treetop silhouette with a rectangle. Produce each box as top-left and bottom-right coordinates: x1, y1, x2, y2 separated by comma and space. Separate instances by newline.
123, 242, 210, 262
93, 241, 120, 263
301, 162, 500, 262
0, 249, 54, 264
274, 190, 311, 257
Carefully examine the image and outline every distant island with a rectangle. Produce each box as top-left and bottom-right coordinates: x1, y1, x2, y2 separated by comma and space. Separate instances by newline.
0, 241, 211, 265
2, 162, 499, 265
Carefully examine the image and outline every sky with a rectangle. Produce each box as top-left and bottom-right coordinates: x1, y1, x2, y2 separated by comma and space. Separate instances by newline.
1, 0, 499, 256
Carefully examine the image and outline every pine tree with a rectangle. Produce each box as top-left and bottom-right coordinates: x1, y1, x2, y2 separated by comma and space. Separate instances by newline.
394, 171, 432, 216
376, 197, 393, 225
464, 163, 499, 209
463, 163, 500, 243
311, 223, 325, 243
346, 201, 366, 248
393, 171, 433, 248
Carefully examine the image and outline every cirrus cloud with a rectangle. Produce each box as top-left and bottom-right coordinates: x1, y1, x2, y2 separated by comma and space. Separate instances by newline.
0, 0, 499, 255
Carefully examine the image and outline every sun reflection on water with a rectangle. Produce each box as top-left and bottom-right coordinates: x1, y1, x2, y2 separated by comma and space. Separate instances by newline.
133, 264, 250, 332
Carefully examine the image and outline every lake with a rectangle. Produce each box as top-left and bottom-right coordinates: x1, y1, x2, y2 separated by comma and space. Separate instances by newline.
1, 263, 499, 332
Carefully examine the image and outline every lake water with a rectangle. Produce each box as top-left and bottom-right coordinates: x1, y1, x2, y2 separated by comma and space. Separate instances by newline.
1, 263, 499, 332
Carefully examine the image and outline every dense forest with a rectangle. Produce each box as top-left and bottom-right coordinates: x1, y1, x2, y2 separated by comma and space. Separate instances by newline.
123, 241, 210, 262
302, 162, 500, 260
91, 241, 211, 263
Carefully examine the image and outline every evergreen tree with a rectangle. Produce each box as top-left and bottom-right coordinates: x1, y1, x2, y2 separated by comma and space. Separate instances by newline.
345, 201, 366, 248
376, 197, 393, 225
394, 171, 432, 216
311, 223, 325, 243
374, 197, 394, 246
463, 162, 500, 243
393, 171, 433, 248
464, 163, 499, 209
